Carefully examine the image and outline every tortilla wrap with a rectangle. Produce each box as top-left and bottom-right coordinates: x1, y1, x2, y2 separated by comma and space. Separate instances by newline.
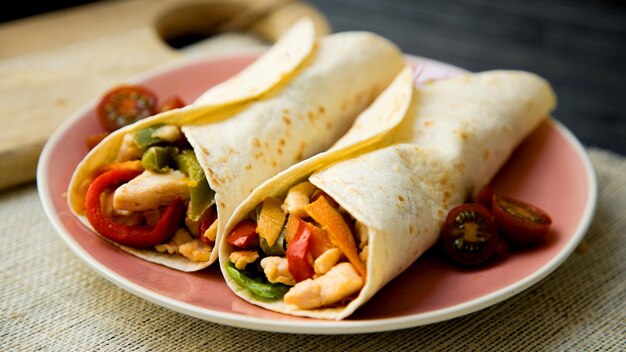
67, 18, 405, 271
220, 67, 556, 319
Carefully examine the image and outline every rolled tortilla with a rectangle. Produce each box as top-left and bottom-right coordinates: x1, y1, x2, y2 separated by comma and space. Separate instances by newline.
67, 19, 405, 271
220, 67, 556, 319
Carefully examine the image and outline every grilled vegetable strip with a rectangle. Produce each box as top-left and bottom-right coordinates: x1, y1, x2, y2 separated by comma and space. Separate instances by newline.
305, 196, 366, 277
85, 169, 185, 248
257, 198, 287, 246
174, 150, 215, 221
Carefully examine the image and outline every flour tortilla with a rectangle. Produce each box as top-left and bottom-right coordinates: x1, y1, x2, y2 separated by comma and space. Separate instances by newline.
220, 69, 556, 319
67, 18, 405, 271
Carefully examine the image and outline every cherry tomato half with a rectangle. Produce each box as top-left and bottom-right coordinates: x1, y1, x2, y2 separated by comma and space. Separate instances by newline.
441, 203, 500, 266
97, 85, 158, 132
474, 185, 494, 209
492, 194, 552, 248
157, 96, 186, 113
85, 131, 110, 150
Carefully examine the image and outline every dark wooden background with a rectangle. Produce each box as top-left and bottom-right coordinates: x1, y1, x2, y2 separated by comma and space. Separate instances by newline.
310, 0, 626, 155
4, 0, 626, 154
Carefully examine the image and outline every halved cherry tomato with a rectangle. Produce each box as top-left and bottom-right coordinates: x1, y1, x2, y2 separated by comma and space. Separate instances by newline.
85, 132, 110, 150
441, 203, 500, 266
286, 218, 315, 282
474, 185, 494, 209
157, 96, 186, 113
226, 220, 259, 249
492, 194, 552, 247
97, 85, 158, 132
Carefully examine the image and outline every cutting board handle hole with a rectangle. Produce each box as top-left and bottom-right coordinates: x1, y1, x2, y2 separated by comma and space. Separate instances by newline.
155, 2, 249, 49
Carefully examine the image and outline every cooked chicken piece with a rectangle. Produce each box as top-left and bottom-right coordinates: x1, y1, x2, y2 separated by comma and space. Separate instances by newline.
260, 256, 296, 286
281, 181, 316, 218
101, 190, 131, 217
203, 221, 218, 242
355, 221, 369, 249
154, 229, 211, 262
155, 228, 193, 254
179, 240, 212, 262
229, 250, 259, 270
359, 245, 369, 263
117, 133, 143, 162
284, 262, 364, 309
151, 125, 180, 142
113, 170, 190, 212
313, 247, 342, 276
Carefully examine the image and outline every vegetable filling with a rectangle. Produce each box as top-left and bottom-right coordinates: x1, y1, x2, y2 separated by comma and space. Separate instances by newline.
226, 182, 368, 309
85, 124, 217, 262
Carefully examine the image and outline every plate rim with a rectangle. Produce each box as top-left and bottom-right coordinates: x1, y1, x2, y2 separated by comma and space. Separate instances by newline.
37, 53, 597, 335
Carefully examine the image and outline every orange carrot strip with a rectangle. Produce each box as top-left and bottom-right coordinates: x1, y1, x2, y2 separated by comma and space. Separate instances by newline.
284, 214, 302, 244
96, 160, 144, 174
305, 196, 366, 277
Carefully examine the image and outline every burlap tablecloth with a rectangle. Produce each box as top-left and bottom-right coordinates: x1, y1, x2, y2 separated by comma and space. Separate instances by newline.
1, 148, 624, 351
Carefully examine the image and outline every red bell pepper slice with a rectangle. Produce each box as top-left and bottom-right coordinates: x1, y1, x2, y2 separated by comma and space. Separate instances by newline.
226, 220, 259, 249
85, 169, 184, 248
198, 206, 218, 245
286, 217, 315, 282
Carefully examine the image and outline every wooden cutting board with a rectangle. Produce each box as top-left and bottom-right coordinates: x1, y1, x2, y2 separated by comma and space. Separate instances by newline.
0, 0, 330, 190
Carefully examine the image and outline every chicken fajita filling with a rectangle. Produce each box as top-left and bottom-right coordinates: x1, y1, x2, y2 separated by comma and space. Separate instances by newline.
84, 123, 217, 262
225, 181, 368, 310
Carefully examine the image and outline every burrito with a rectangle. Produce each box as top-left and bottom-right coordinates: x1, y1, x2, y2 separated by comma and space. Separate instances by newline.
67, 19, 405, 271
219, 66, 556, 319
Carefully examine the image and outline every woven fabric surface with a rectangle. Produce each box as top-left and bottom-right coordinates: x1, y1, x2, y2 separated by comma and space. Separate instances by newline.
1, 148, 624, 351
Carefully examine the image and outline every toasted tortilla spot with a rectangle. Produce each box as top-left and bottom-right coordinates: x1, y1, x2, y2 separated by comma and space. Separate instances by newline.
443, 191, 451, 204
253, 138, 261, 148
283, 116, 292, 125
245, 164, 252, 170
318, 106, 326, 114
278, 138, 286, 146
483, 149, 491, 160
440, 173, 449, 186
207, 169, 221, 187
424, 121, 433, 127
397, 195, 405, 202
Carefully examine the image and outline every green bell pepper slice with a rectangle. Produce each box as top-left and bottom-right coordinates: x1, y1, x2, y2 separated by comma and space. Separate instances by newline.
174, 150, 215, 221
134, 124, 166, 150
141, 146, 178, 173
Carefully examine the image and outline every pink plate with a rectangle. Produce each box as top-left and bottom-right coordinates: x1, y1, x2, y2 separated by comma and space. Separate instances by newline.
37, 53, 597, 334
